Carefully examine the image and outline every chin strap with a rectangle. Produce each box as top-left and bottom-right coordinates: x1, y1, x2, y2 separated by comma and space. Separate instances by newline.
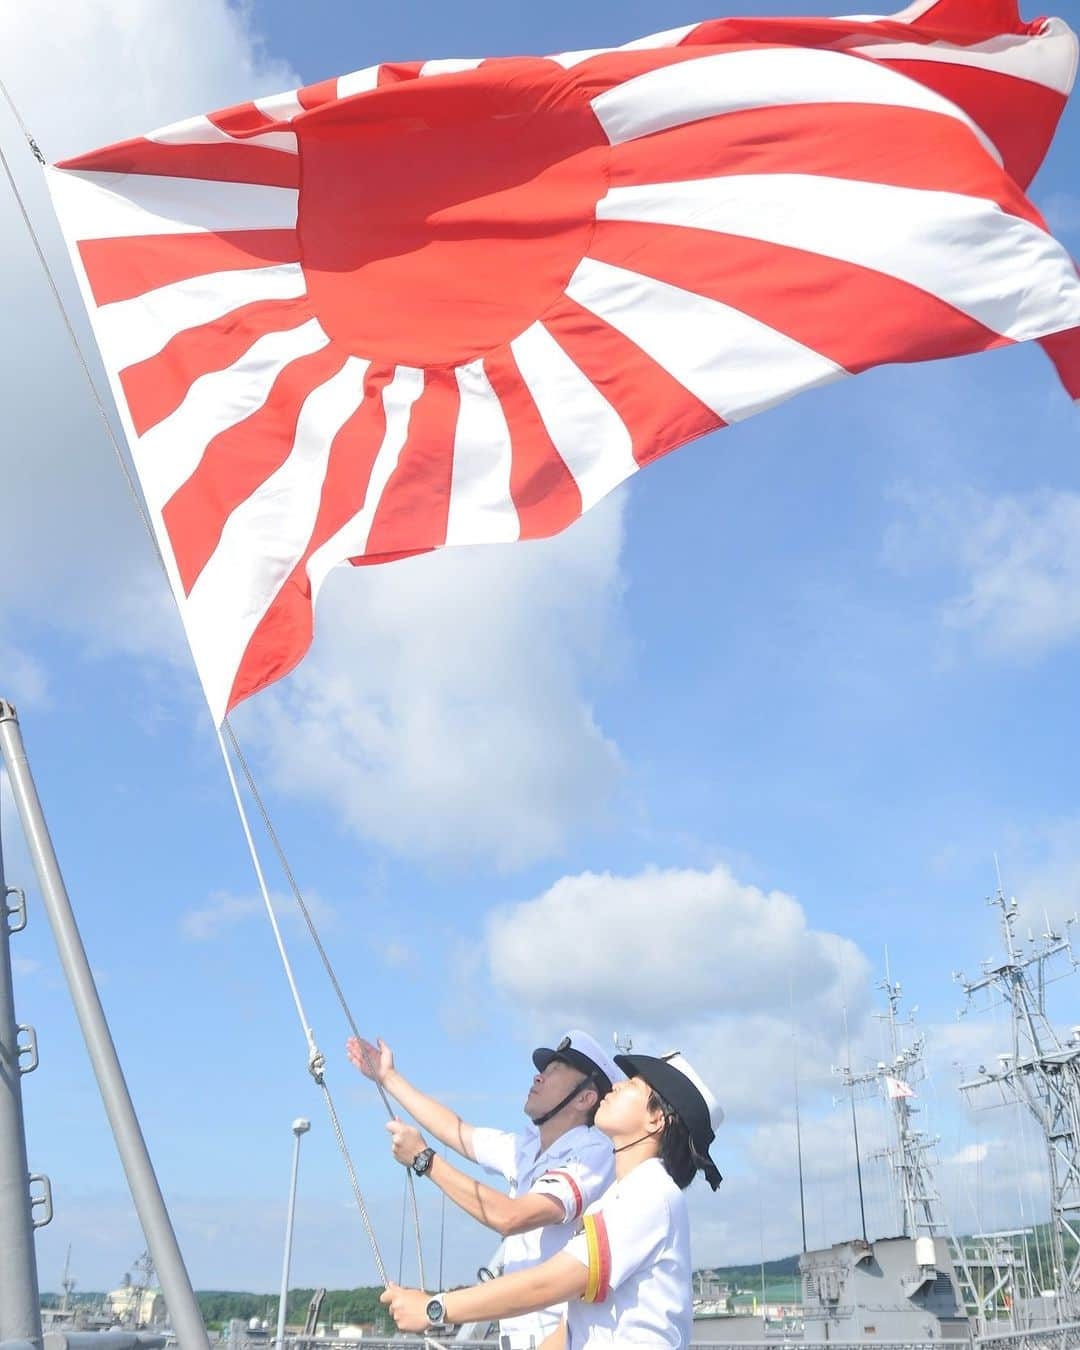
615, 1132, 724, 1187
613, 1129, 661, 1154
533, 1073, 597, 1127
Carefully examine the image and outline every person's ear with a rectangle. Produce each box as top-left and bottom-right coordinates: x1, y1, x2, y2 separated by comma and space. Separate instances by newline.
579, 1085, 600, 1112
645, 1099, 666, 1137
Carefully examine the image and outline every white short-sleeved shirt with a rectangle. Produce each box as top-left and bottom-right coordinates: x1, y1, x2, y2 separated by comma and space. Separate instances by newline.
563, 1158, 692, 1349
472, 1122, 615, 1347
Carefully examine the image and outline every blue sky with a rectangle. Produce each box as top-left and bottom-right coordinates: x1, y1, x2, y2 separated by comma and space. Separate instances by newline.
0, 0, 1079, 1301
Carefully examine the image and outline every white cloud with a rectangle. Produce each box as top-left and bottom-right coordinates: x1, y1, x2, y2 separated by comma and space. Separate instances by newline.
489, 863, 868, 1024
947, 1141, 989, 1166
375, 939, 414, 970
235, 496, 627, 870
0, 2, 297, 163
999, 814, 1080, 930
439, 938, 489, 1042
885, 487, 1080, 660
181, 891, 262, 942
487, 862, 873, 1119
0, 636, 49, 708
923, 1016, 1014, 1079
0, 2, 301, 668
181, 888, 336, 942
0, 0, 298, 750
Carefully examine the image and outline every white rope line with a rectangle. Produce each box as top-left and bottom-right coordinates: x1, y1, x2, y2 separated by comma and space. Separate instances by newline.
0, 82, 162, 561
0, 81, 407, 1287
0, 89, 306, 1069
0, 76, 44, 163
219, 729, 393, 1286
214, 724, 321, 1064
318, 1078, 391, 1288
224, 719, 427, 1288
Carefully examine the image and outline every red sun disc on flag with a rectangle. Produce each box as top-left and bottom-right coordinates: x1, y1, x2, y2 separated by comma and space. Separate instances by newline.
298, 69, 609, 366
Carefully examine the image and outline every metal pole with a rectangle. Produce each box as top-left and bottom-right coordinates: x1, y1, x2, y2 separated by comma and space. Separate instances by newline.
789, 982, 807, 1254
276, 1118, 310, 1350
850, 1087, 869, 1243
0, 775, 44, 1348
0, 700, 209, 1350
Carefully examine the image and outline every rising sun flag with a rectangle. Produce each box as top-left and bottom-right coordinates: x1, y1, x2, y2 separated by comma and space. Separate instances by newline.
45, 0, 1080, 724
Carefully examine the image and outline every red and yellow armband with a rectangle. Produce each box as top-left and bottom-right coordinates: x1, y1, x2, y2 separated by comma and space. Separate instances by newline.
582, 1213, 611, 1303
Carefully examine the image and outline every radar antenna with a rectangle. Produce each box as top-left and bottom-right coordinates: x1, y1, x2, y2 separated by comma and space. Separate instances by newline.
955, 886, 1080, 1322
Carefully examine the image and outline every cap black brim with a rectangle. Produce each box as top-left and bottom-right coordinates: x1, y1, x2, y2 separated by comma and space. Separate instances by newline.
533, 1046, 612, 1096
615, 1052, 722, 1190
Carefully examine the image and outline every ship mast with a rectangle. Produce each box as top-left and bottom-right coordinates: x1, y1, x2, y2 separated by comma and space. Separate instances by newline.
840, 966, 985, 1326
876, 968, 944, 1239
956, 887, 1080, 1322
60, 1244, 75, 1315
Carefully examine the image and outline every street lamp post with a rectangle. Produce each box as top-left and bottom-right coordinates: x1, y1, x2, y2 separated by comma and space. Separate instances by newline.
276, 1118, 311, 1350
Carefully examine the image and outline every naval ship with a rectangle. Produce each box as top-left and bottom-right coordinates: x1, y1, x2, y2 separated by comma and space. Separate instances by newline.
690, 892, 1080, 1349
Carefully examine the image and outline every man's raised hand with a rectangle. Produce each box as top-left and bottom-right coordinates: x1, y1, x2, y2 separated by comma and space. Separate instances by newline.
345, 1035, 393, 1082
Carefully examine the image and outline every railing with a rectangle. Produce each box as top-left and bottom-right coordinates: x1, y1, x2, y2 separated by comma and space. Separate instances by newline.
282, 1341, 495, 1349
261, 1327, 1080, 1350
974, 1323, 1080, 1350
692, 1343, 969, 1350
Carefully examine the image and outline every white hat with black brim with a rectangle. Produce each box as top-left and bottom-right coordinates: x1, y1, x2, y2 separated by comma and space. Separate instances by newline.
614, 1050, 724, 1190
530, 1030, 626, 1126
532, 1029, 624, 1098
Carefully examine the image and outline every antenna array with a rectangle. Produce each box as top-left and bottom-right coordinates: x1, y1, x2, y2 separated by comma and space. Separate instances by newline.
955, 890, 1080, 1321
837, 976, 985, 1326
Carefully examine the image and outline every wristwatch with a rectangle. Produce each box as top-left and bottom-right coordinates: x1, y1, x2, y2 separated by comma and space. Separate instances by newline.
426, 1294, 448, 1327
411, 1146, 435, 1177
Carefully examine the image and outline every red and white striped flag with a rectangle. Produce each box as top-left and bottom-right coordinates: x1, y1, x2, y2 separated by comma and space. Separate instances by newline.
45, 0, 1080, 723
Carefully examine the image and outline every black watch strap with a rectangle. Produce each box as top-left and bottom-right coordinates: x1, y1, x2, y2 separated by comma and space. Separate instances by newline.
411, 1146, 435, 1177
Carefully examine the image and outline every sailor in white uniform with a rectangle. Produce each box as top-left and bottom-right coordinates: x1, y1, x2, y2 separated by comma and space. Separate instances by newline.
348, 1029, 622, 1350
382, 1049, 723, 1350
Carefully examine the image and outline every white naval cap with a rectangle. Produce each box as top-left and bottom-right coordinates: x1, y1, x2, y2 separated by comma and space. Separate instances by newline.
663, 1052, 724, 1132
532, 1029, 626, 1096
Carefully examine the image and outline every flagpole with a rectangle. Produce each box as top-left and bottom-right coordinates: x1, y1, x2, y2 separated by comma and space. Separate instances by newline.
789, 980, 808, 1254
842, 1004, 869, 1244
0, 700, 210, 1350
0, 750, 43, 1348
793, 1032, 808, 1254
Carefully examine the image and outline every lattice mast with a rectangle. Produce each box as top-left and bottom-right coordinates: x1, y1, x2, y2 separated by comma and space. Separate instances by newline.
839, 968, 984, 1321
60, 1244, 75, 1315
877, 969, 949, 1239
956, 890, 1080, 1320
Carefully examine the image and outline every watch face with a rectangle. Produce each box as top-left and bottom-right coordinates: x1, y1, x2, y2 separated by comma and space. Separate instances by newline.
426, 1297, 444, 1325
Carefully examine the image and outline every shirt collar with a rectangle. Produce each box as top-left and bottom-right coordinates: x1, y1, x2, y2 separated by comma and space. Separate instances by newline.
524, 1121, 598, 1163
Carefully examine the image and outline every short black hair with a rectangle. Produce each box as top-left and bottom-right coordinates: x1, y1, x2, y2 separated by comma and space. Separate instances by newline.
648, 1089, 704, 1189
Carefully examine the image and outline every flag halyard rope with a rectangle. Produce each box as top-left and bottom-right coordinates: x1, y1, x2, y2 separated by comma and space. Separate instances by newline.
0, 83, 411, 1291
223, 720, 428, 1288
214, 724, 321, 1066
216, 725, 398, 1288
